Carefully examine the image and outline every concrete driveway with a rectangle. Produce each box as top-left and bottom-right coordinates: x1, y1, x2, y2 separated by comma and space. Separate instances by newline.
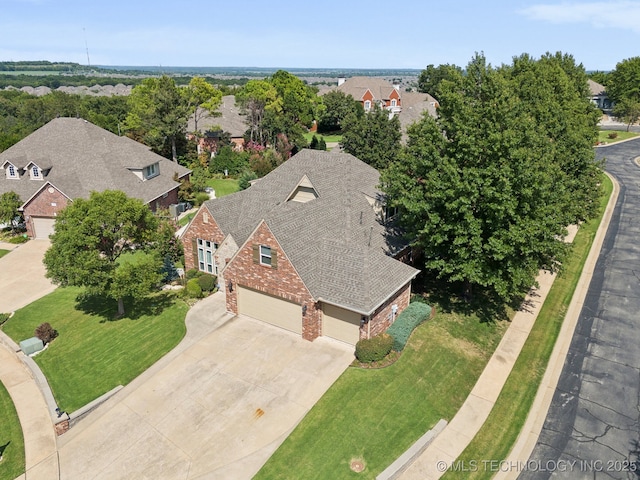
0, 239, 55, 313
57, 293, 354, 479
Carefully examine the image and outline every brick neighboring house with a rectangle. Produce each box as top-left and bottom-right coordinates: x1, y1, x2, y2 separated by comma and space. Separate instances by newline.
180, 149, 419, 346
188, 95, 247, 153
336, 76, 403, 114
0, 117, 191, 238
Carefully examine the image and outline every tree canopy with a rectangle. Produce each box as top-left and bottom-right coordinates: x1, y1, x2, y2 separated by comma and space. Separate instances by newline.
417, 63, 463, 100
317, 90, 363, 133
0, 191, 22, 232
608, 57, 640, 130
43, 190, 164, 316
340, 105, 401, 170
382, 53, 602, 302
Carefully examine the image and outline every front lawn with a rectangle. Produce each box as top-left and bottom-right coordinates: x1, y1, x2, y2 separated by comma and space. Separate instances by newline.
597, 129, 639, 144
255, 301, 509, 479
0, 380, 25, 480
206, 178, 240, 197
303, 132, 343, 143
1, 287, 188, 413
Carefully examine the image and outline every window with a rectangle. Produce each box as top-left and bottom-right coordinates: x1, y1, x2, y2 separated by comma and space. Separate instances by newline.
259, 245, 272, 266
32, 166, 40, 178
144, 162, 159, 179
7, 164, 17, 179
391, 99, 397, 107
197, 238, 217, 274
364, 100, 371, 111
384, 205, 399, 222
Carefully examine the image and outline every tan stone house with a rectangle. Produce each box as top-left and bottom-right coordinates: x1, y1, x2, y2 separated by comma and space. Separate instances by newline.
0, 117, 191, 238
180, 149, 419, 345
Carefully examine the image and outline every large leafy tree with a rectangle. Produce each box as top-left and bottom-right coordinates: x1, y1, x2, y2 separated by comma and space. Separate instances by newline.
417, 63, 463, 99
608, 57, 640, 130
184, 77, 222, 134
235, 79, 281, 145
382, 53, 601, 301
0, 191, 22, 232
340, 105, 401, 170
124, 75, 188, 162
43, 190, 163, 317
317, 90, 364, 133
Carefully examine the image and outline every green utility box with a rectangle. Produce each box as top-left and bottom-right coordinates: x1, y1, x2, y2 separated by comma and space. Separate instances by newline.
20, 337, 44, 355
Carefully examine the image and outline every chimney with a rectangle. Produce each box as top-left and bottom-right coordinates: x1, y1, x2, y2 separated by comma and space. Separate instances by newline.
338, 77, 346, 86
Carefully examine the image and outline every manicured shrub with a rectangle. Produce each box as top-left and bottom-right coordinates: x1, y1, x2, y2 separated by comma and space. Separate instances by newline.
194, 192, 210, 206
386, 302, 432, 352
608, 132, 618, 139
34, 322, 58, 344
8, 235, 28, 244
185, 269, 200, 280
355, 333, 394, 363
197, 274, 217, 292
185, 278, 203, 298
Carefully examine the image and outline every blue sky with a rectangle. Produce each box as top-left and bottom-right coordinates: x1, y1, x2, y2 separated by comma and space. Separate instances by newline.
1, 0, 639, 71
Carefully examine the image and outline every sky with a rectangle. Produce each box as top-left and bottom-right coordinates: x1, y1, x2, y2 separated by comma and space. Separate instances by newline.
1, 0, 639, 71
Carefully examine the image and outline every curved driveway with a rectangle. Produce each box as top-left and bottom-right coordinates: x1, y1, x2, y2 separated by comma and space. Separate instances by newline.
521, 139, 640, 479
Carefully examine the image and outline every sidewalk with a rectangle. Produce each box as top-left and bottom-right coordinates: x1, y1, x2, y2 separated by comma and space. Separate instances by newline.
0, 342, 58, 480
399, 173, 619, 479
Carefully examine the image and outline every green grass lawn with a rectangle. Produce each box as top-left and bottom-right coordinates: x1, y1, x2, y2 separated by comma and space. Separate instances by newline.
1, 287, 188, 413
598, 129, 639, 144
0, 249, 9, 259
442, 174, 613, 479
0, 380, 25, 480
303, 132, 343, 143
178, 212, 196, 227
206, 178, 240, 197
255, 303, 509, 479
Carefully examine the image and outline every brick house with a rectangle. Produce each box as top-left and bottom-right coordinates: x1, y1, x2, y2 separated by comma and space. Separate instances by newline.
0, 118, 191, 238
336, 76, 403, 114
188, 95, 247, 154
180, 149, 419, 346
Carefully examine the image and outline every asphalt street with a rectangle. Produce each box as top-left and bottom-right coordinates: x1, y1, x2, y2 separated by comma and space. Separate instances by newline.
520, 139, 640, 479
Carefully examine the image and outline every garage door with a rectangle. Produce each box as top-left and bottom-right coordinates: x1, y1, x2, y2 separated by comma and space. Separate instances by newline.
237, 285, 302, 334
323, 303, 361, 345
32, 217, 56, 239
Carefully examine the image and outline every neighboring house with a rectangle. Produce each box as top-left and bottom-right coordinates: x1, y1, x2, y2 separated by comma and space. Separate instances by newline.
336, 76, 403, 114
0, 117, 191, 239
588, 79, 612, 111
187, 95, 247, 153
180, 149, 419, 346
397, 90, 439, 140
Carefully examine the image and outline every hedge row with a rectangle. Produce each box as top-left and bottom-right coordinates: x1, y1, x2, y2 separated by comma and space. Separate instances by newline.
386, 302, 432, 351
355, 333, 394, 363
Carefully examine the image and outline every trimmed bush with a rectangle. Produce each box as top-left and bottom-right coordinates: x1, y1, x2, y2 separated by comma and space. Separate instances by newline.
185, 269, 200, 280
185, 278, 203, 298
386, 302, 432, 352
355, 333, 394, 363
34, 322, 58, 344
197, 274, 217, 292
608, 132, 618, 139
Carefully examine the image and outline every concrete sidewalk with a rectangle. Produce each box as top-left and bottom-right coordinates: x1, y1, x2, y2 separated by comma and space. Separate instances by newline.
0, 342, 58, 480
399, 174, 619, 479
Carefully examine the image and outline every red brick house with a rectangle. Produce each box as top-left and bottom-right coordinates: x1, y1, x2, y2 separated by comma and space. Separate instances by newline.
0, 118, 191, 238
336, 76, 403, 114
180, 149, 419, 346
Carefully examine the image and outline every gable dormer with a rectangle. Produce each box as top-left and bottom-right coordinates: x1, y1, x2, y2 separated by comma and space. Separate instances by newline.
25, 161, 46, 181
144, 162, 159, 180
2, 161, 19, 180
286, 175, 319, 203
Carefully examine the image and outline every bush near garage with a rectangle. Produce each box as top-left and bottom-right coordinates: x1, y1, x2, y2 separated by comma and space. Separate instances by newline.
355, 333, 394, 363
386, 302, 432, 352
35, 322, 58, 344
185, 278, 203, 298
197, 274, 217, 292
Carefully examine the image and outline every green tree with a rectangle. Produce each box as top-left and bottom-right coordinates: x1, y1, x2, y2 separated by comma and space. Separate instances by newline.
607, 56, 640, 104
124, 75, 188, 162
383, 53, 600, 302
417, 63, 463, 99
236, 79, 281, 145
613, 97, 640, 131
184, 77, 223, 134
317, 90, 363, 133
43, 190, 163, 317
0, 191, 22, 232
341, 105, 401, 170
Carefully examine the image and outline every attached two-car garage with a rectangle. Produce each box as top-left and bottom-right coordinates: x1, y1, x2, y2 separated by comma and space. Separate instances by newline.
31, 217, 56, 239
237, 285, 362, 345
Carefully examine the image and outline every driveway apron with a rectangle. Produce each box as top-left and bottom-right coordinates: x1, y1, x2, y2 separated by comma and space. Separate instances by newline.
57, 292, 354, 479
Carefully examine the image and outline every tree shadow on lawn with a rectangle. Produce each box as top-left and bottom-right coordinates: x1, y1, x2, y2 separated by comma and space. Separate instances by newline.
412, 270, 525, 324
74, 291, 177, 322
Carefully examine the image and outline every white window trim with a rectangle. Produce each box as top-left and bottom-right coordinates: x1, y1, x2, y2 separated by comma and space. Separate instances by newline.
259, 245, 272, 266
390, 99, 397, 107
31, 165, 40, 179
7, 164, 18, 179
144, 162, 159, 180
197, 238, 218, 274
364, 100, 371, 111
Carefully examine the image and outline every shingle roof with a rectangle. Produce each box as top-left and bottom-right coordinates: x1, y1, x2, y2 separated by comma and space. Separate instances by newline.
0, 117, 191, 205
335, 76, 399, 102
187, 95, 247, 138
204, 149, 419, 314
588, 79, 606, 96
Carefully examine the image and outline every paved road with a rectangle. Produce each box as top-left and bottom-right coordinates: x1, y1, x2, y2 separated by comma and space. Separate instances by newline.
520, 140, 640, 479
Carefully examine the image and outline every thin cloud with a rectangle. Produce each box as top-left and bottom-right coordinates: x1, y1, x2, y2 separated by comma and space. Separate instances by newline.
520, 1, 640, 32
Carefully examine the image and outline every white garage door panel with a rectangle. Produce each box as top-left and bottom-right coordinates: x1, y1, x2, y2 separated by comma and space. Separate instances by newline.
323, 303, 361, 345
238, 286, 302, 334
32, 217, 56, 239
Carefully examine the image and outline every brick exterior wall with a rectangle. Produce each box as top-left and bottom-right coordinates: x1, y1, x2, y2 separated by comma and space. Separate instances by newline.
385, 88, 401, 108
363, 281, 412, 339
224, 221, 321, 341
148, 187, 179, 212
22, 184, 69, 238
181, 204, 227, 271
